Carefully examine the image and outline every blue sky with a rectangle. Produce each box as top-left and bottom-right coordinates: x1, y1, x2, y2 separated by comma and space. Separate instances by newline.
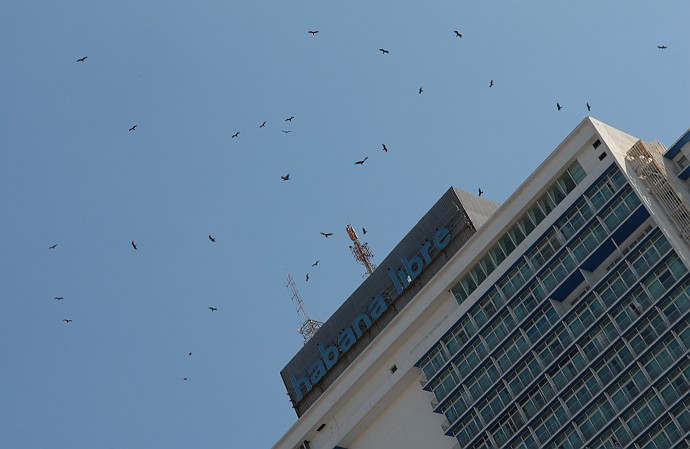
0, 1, 688, 448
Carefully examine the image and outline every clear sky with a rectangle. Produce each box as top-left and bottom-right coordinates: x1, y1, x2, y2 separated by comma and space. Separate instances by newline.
0, 1, 688, 448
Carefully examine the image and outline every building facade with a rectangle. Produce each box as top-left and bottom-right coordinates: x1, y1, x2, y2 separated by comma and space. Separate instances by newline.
273, 118, 690, 449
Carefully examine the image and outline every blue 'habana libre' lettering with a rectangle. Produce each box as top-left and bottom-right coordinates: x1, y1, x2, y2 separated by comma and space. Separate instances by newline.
289, 227, 451, 401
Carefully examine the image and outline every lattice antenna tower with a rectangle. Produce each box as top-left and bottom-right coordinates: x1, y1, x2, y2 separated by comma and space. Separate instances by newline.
346, 224, 376, 277
287, 273, 323, 344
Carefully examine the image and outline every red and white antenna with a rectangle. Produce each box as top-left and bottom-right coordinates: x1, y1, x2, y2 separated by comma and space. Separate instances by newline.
287, 273, 323, 344
346, 224, 376, 276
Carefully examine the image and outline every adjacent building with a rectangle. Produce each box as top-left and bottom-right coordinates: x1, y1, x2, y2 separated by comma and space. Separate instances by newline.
273, 117, 690, 449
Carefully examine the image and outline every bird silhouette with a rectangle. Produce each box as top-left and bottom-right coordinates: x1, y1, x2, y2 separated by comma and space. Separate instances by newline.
657, 45, 668, 49
321, 232, 333, 238
489, 79, 494, 88
54, 296, 64, 301
131, 241, 138, 250
382, 144, 388, 153
232, 132, 240, 138
209, 235, 216, 242
379, 48, 389, 54
306, 274, 309, 282
478, 188, 484, 197
419, 87, 424, 94
183, 377, 188, 381
188, 352, 192, 356
312, 260, 320, 267
355, 157, 369, 165
208, 307, 218, 312
49, 244, 58, 249
556, 102, 562, 111
362, 228, 367, 234
281, 173, 290, 181
282, 130, 292, 134
308, 30, 319, 35
587, 102, 591, 111
76, 56, 88, 62
129, 125, 137, 131
454, 30, 462, 38
260, 121, 266, 128
285, 116, 294, 122
63, 319, 72, 323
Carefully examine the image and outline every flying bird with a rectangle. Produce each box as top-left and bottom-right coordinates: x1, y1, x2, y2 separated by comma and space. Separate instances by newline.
306, 274, 309, 282
208, 235, 216, 242
379, 48, 389, 54
54, 296, 64, 301
382, 144, 388, 153
208, 307, 218, 312
308, 30, 319, 35
282, 130, 292, 134
49, 244, 58, 249
281, 173, 290, 181
587, 102, 591, 111
478, 188, 484, 197
312, 260, 320, 267
362, 228, 367, 234
131, 241, 138, 250
285, 116, 294, 122
231, 132, 240, 138
556, 102, 562, 111
320, 232, 333, 238
183, 377, 188, 381
355, 157, 369, 165
188, 352, 192, 356
489, 79, 494, 88
260, 121, 266, 128
657, 45, 668, 49
129, 125, 137, 131
76, 56, 88, 62
63, 319, 72, 323
419, 87, 424, 94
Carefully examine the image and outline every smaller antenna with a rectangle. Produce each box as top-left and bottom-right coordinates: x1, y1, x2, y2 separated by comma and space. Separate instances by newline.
346, 224, 376, 276
287, 273, 323, 344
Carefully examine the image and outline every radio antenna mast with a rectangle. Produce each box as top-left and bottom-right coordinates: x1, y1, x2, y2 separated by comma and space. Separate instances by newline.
346, 224, 376, 277
287, 273, 323, 344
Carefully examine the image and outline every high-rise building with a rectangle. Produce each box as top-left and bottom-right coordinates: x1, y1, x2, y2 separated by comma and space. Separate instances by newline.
272, 118, 690, 449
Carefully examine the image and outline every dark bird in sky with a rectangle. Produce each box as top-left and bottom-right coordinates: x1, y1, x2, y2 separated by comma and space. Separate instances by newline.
419, 87, 424, 94
379, 48, 389, 54
129, 125, 137, 131
63, 319, 72, 323
188, 352, 192, 356
208, 235, 216, 242
587, 102, 592, 112
281, 173, 290, 181
208, 307, 218, 312
320, 232, 333, 238
260, 121, 266, 128
657, 45, 668, 49
354, 157, 369, 165
76, 56, 88, 62
382, 144, 388, 153
362, 228, 367, 234
282, 130, 292, 134
306, 274, 309, 282
312, 260, 320, 267
489, 79, 494, 88
183, 377, 188, 381
231, 132, 240, 138
478, 188, 484, 197
556, 102, 562, 111
49, 244, 58, 249
454, 30, 462, 38
308, 30, 319, 35
131, 241, 138, 250
54, 296, 64, 301
285, 116, 294, 122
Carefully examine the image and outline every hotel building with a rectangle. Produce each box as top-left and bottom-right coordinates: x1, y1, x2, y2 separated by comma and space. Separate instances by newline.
273, 118, 690, 449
